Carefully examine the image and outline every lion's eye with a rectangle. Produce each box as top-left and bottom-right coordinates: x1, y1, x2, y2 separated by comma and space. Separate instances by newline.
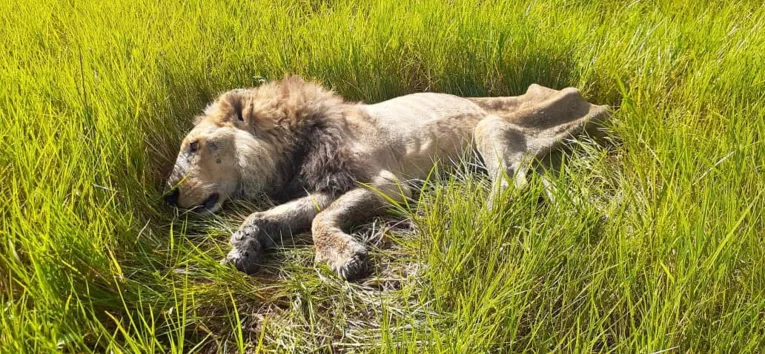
189, 141, 199, 153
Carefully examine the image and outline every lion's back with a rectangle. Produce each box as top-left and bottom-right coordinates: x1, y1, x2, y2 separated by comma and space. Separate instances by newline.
358, 93, 488, 179
364, 93, 485, 127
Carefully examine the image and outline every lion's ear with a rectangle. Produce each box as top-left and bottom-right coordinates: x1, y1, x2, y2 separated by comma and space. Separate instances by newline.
219, 89, 248, 121
217, 88, 287, 132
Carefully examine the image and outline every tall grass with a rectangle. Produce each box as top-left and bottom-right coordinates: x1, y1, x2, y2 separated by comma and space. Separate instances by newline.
1, 0, 763, 352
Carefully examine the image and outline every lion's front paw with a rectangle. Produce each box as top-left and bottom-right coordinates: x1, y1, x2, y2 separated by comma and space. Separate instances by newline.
334, 251, 370, 281
318, 241, 370, 281
222, 231, 264, 275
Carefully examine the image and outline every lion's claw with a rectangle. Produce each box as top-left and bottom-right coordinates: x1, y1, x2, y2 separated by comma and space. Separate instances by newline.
331, 249, 370, 281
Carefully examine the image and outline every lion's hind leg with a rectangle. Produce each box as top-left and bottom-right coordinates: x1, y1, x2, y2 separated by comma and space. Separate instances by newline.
473, 115, 532, 205
472, 86, 609, 206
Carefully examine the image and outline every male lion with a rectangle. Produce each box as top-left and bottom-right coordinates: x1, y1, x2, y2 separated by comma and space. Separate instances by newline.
165, 76, 608, 280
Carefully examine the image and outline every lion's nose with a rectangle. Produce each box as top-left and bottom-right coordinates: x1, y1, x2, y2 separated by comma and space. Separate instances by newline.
164, 188, 180, 206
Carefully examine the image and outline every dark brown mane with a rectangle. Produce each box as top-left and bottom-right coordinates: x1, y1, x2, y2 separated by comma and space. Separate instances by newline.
254, 77, 367, 199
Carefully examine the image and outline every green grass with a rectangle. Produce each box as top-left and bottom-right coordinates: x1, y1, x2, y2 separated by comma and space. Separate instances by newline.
1, 0, 764, 352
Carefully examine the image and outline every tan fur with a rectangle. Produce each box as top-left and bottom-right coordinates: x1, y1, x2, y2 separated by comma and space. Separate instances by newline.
166, 76, 609, 280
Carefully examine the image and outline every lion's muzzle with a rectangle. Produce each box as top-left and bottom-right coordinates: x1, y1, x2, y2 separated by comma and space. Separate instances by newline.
163, 185, 221, 213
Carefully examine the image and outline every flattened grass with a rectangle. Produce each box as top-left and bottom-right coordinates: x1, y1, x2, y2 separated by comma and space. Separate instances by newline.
1, 0, 763, 352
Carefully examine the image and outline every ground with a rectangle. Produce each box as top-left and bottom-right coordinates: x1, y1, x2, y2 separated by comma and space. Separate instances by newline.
1, 0, 764, 352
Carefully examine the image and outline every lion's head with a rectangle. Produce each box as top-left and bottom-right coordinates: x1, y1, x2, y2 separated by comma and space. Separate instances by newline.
165, 76, 349, 212
164, 89, 282, 212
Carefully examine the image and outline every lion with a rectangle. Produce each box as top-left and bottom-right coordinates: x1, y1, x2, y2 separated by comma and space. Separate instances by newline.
165, 76, 609, 280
